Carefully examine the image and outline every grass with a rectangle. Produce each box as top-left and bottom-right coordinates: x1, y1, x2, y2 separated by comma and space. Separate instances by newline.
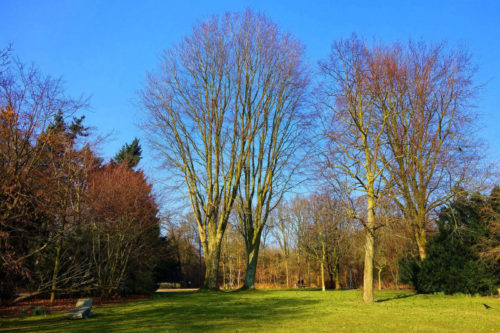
0, 289, 499, 332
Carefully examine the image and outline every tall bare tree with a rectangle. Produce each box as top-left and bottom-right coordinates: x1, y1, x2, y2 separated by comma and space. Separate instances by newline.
317, 37, 388, 302
141, 10, 292, 289
371, 42, 480, 260
232, 11, 309, 290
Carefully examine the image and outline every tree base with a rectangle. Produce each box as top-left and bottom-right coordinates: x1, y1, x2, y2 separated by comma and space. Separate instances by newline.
238, 285, 258, 291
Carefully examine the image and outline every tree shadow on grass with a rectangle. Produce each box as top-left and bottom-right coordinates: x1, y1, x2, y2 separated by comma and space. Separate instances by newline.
0, 292, 320, 332
376, 293, 416, 303
128, 295, 318, 332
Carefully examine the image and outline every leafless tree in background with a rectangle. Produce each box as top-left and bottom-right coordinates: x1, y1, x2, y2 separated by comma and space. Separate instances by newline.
271, 201, 298, 288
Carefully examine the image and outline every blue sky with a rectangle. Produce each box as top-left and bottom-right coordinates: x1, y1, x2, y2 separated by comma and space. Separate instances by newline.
1, 0, 499, 180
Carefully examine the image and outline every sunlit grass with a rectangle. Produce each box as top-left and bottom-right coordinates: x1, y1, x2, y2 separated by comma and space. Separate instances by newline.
0, 289, 498, 332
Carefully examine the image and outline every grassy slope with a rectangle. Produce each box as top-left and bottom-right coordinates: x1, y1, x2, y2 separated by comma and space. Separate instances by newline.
0, 290, 498, 332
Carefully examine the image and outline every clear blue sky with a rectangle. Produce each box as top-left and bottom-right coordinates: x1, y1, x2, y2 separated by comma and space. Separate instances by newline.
1, 0, 499, 178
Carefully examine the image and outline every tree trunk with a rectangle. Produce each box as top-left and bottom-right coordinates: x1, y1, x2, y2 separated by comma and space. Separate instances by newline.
320, 260, 326, 292
198, 237, 203, 287
415, 226, 427, 260
242, 237, 261, 289
321, 238, 326, 291
363, 194, 375, 303
202, 237, 222, 290
222, 260, 226, 289
285, 258, 289, 288
395, 270, 399, 290
377, 267, 382, 291
297, 251, 301, 285
229, 256, 233, 289
49, 239, 62, 303
307, 260, 310, 286
236, 250, 241, 287
335, 267, 341, 290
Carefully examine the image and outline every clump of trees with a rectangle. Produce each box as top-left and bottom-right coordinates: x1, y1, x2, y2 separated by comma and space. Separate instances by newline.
2, 8, 499, 306
140, 11, 497, 302
0, 47, 178, 304
316, 36, 484, 301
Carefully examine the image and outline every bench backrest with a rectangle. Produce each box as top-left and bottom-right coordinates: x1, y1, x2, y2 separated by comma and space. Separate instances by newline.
75, 298, 93, 309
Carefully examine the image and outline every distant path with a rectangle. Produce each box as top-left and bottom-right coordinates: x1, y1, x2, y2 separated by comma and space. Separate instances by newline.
156, 288, 198, 292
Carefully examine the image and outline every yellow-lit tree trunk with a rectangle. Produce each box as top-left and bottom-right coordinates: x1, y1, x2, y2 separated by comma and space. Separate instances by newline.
199, 222, 224, 290
414, 212, 427, 260
321, 236, 326, 292
320, 260, 326, 292
335, 266, 341, 290
377, 267, 383, 291
363, 188, 376, 303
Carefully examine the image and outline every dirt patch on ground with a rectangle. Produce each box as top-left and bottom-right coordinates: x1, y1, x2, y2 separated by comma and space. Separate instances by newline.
0, 295, 151, 318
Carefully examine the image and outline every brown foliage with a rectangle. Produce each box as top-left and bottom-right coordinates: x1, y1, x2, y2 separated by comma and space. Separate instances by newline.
0, 47, 87, 286
87, 163, 159, 297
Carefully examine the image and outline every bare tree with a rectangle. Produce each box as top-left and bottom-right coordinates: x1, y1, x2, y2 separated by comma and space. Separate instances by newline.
141, 10, 289, 289
271, 202, 297, 288
232, 11, 309, 290
317, 36, 389, 302
296, 195, 329, 291
294, 192, 350, 291
372, 42, 481, 260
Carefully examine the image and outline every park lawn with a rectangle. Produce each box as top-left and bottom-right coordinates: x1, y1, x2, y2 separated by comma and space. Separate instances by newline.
0, 289, 498, 332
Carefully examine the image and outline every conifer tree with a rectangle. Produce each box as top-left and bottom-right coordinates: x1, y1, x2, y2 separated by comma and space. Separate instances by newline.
114, 138, 142, 168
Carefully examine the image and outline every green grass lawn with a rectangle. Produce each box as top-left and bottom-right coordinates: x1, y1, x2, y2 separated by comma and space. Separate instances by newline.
0, 289, 499, 332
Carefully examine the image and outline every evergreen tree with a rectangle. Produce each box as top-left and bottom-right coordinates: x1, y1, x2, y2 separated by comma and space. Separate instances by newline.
47, 110, 88, 140
114, 138, 142, 168
400, 190, 500, 295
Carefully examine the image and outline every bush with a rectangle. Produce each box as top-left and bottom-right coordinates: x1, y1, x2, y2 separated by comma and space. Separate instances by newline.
32, 307, 50, 316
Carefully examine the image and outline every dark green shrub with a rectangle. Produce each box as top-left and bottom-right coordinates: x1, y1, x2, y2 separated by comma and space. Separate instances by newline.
32, 307, 50, 316
399, 255, 422, 292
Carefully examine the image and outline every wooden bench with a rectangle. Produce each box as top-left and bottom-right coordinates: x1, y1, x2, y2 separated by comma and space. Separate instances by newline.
67, 298, 93, 319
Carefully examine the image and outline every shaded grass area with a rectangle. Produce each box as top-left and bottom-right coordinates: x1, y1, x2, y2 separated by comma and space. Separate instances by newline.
0, 289, 498, 332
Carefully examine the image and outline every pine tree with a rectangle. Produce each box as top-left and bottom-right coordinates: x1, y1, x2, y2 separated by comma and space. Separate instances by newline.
114, 138, 142, 168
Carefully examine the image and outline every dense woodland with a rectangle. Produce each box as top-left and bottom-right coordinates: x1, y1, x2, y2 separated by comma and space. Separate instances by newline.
1, 10, 499, 305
